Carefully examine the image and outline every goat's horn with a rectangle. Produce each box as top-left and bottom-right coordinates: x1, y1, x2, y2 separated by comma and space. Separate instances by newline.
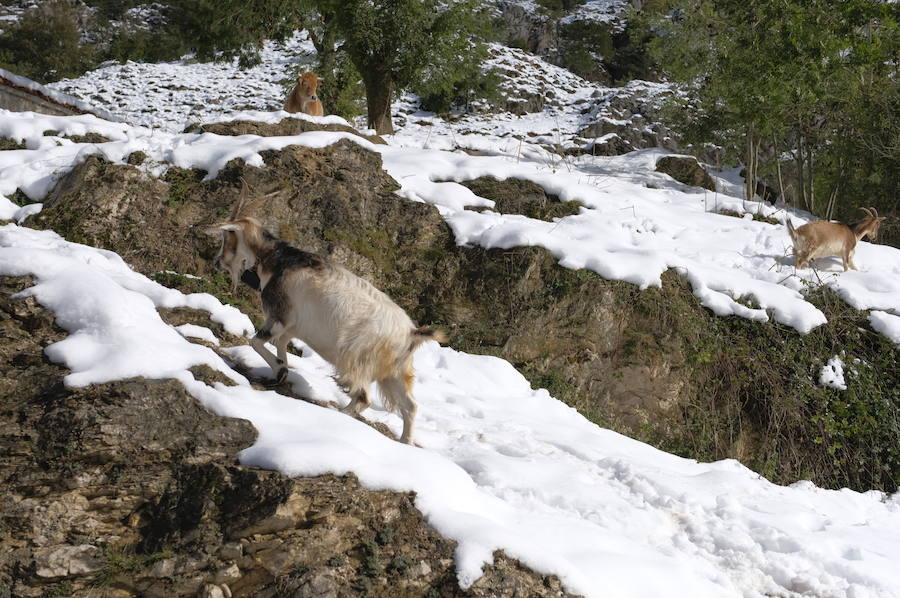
244, 190, 278, 217
232, 178, 277, 219
859, 207, 874, 218
229, 178, 252, 219
870, 207, 879, 219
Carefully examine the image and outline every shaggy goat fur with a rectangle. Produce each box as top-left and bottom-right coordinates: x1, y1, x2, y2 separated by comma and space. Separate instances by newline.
786, 207, 885, 271
207, 183, 445, 444
284, 72, 324, 117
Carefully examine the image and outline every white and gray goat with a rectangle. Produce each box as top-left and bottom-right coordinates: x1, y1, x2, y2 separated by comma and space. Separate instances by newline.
207, 182, 446, 444
786, 207, 885, 271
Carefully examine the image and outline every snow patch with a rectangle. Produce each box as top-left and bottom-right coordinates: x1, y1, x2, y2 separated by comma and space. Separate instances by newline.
819, 355, 848, 391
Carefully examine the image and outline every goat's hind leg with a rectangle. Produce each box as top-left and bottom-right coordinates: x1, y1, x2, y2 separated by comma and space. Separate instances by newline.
250, 317, 289, 384
341, 387, 371, 417
379, 376, 418, 445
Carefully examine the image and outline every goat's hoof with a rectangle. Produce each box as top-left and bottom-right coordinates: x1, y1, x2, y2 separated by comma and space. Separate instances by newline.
274, 367, 288, 385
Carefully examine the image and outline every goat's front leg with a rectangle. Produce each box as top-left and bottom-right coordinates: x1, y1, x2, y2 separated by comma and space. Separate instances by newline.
250, 317, 288, 384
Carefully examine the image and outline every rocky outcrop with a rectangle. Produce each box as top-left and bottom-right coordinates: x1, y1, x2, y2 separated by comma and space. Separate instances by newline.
193, 117, 387, 145
492, 0, 557, 58
461, 177, 581, 220
655, 155, 716, 191
0, 275, 578, 597
574, 82, 679, 156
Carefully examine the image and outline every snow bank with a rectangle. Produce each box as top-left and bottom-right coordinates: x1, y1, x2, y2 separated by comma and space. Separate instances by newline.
0, 225, 251, 387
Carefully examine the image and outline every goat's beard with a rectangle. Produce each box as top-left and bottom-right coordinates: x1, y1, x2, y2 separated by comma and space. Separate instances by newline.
227, 260, 247, 293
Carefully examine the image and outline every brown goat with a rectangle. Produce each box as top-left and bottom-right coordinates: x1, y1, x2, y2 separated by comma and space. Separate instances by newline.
284, 72, 324, 117
786, 207, 885, 271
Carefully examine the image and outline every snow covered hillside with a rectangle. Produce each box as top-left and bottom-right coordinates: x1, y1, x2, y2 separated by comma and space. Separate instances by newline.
47, 32, 673, 156
2, 106, 900, 597
2, 30, 900, 598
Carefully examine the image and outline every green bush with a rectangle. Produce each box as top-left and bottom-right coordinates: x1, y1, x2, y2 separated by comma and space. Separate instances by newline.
0, 0, 96, 82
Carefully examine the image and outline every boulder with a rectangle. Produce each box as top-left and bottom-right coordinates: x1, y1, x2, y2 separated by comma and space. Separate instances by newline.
655, 155, 716, 191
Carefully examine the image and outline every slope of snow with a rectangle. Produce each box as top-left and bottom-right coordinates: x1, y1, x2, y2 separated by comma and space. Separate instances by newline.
47, 31, 316, 131
46, 32, 673, 159
2, 223, 899, 598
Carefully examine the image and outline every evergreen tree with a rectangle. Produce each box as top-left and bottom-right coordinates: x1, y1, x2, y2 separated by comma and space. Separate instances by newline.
649, 0, 898, 236
330, 0, 485, 133
0, 0, 95, 83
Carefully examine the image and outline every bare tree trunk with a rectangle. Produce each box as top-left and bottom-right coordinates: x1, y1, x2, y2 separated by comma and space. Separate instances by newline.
774, 135, 786, 206
745, 127, 755, 202
807, 145, 815, 214
363, 70, 394, 135
797, 128, 808, 211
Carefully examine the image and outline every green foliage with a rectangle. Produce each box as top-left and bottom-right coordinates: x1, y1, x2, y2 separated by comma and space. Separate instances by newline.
650, 0, 899, 233
314, 50, 365, 121
558, 20, 614, 81
42, 582, 73, 598
166, 0, 300, 67
635, 277, 900, 492
163, 167, 206, 208
334, 0, 490, 132
103, 23, 190, 65
415, 63, 502, 114
386, 556, 415, 575
0, 0, 96, 82
374, 527, 395, 546
96, 546, 173, 586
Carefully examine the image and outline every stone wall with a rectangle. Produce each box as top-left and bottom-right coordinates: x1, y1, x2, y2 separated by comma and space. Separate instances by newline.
0, 82, 82, 116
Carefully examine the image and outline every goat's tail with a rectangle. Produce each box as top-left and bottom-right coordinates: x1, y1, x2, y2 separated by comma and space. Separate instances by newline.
786, 218, 797, 243
410, 326, 448, 350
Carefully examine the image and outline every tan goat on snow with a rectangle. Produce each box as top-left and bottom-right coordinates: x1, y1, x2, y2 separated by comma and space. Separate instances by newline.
786, 207, 885, 271
207, 182, 446, 444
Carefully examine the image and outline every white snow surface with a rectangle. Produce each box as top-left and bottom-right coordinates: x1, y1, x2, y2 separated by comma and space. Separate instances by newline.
561, 0, 631, 26
48, 31, 317, 131
2, 223, 899, 598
